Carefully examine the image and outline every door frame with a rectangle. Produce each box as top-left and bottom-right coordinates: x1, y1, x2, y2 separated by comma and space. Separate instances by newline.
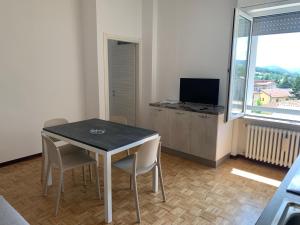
103, 33, 141, 125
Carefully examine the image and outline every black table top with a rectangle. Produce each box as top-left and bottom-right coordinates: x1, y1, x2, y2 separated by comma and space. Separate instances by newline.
43, 119, 158, 152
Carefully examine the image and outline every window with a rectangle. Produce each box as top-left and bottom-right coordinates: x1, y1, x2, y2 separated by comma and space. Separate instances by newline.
226, 9, 252, 121
227, 9, 300, 122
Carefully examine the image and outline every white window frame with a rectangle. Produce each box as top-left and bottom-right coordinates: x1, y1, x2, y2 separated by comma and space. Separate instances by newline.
227, 6, 300, 123
226, 8, 253, 121
244, 11, 300, 122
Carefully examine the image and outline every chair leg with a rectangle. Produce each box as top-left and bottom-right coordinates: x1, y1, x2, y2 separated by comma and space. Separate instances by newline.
72, 169, 75, 184
129, 175, 131, 190
55, 171, 64, 216
87, 151, 93, 182
158, 163, 166, 202
94, 164, 101, 200
133, 175, 141, 223
43, 164, 51, 196
41, 155, 45, 183
82, 166, 86, 186
89, 165, 92, 182
61, 176, 64, 193
130, 175, 134, 191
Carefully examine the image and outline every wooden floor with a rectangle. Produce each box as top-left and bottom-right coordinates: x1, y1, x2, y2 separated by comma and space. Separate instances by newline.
0, 152, 286, 225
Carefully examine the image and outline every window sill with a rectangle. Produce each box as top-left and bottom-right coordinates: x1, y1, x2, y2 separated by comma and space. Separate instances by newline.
243, 115, 300, 127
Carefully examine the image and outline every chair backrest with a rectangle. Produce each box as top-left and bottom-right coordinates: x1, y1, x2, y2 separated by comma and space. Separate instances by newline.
41, 133, 62, 168
110, 115, 128, 125
136, 137, 161, 173
43, 118, 68, 142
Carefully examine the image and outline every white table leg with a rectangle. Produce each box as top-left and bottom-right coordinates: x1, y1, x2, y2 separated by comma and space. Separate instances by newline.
104, 153, 112, 223
152, 165, 158, 193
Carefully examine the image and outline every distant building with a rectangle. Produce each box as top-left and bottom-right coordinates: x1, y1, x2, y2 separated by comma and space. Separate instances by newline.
254, 80, 276, 92
259, 88, 292, 105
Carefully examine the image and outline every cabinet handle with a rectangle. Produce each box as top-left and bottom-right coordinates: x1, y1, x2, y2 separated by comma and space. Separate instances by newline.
198, 114, 207, 119
155, 109, 163, 112
176, 112, 185, 115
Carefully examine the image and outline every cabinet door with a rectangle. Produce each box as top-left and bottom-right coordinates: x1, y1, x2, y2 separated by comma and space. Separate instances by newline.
190, 113, 218, 160
150, 107, 169, 147
169, 110, 190, 153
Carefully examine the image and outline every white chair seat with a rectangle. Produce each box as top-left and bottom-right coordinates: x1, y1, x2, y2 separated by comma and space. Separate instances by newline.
59, 143, 86, 155
113, 155, 156, 175
61, 150, 97, 170
113, 155, 134, 173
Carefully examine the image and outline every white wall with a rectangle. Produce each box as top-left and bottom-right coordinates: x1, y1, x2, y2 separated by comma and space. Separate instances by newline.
81, 0, 100, 119
96, 0, 142, 121
140, 0, 158, 128
155, 0, 237, 106
0, 0, 86, 163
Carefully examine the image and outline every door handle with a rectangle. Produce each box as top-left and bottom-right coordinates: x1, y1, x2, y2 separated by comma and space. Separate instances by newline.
112, 90, 116, 97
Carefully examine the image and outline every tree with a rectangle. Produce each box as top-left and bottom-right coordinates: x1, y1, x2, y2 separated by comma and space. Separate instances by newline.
292, 77, 300, 99
278, 75, 293, 88
256, 98, 262, 106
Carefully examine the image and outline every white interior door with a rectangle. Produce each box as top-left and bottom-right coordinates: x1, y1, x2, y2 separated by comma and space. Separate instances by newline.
108, 40, 137, 126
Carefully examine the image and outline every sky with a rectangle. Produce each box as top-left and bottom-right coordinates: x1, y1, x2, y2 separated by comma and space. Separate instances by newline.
236, 32, 300, 70
256, 32, 300, 70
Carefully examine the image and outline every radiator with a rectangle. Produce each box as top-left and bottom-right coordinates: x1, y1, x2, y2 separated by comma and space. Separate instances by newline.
245, 125, 300, 168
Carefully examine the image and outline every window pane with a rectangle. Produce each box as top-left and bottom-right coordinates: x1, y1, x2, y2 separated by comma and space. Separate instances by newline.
247, 32, 300, 121
228, 14, 252, 120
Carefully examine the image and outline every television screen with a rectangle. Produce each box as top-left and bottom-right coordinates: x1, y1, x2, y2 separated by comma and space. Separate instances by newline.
180, 78, 219, 105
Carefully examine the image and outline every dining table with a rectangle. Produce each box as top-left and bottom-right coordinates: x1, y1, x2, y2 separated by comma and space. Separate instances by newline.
42, 118, 159, 223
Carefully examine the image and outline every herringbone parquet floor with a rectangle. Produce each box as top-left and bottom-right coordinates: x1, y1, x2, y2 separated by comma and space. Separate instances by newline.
0, 151, 286, 225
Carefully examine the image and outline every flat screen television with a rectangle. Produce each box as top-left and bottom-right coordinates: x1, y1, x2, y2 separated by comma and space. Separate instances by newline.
180, 78, 219, 105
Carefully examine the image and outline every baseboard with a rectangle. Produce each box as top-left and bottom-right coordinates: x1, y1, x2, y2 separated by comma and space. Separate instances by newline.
216, 153, 231, 167
230, 154, 289, 171
162, 147, 230, 168
0, 153, 42, 168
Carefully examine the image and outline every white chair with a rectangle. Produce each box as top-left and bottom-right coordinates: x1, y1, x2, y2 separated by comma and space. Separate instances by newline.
113, 137, 166, 223
41, 118, 91, 184
42, 133, 101, 216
